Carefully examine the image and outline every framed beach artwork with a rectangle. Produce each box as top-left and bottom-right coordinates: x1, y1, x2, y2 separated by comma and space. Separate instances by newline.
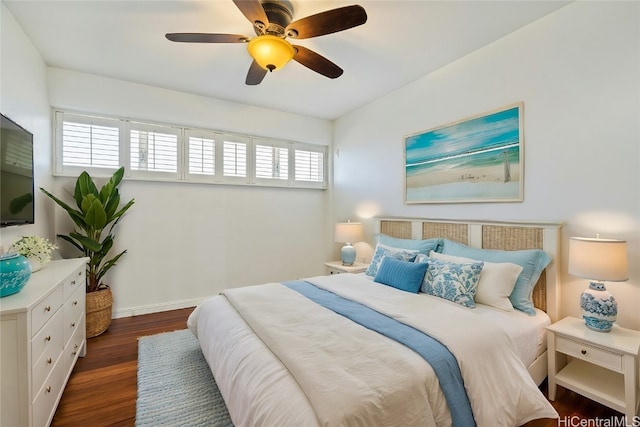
404, 102, 524, 204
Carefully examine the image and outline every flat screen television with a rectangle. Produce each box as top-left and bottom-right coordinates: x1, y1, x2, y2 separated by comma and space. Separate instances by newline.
1, 113, 34, 227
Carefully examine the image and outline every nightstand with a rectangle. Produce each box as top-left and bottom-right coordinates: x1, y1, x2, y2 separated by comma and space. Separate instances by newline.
547, 316, 640, 420
324, 261, 369, 275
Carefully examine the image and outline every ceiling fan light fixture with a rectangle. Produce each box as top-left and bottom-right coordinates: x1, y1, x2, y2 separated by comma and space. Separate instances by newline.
247, 35, 295, 72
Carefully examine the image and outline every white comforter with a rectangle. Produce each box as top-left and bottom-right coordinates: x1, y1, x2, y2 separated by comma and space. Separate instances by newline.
189, 273, 558, 427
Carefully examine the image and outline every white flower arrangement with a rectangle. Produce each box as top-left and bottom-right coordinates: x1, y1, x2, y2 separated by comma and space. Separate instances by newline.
9, 235, 58, 265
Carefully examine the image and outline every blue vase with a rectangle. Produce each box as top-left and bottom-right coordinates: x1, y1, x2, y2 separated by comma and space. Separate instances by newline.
580, 281, 617, 332
0, 253, 32, 297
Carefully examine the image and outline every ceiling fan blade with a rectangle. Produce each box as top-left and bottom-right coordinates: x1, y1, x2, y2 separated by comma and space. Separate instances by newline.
165, 33, 249, 43
285, 5, 367, 39
233, 0, 269, 28
246, 60, 268, 85
292, 45, 343, 79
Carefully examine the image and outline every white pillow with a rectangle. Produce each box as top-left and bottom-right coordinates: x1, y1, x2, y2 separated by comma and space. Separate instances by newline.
429, 251, 522, 312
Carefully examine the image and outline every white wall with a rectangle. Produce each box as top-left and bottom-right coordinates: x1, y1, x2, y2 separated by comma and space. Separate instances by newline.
0, 3, 56, 250
333, 2, 640, 329
46, 69, 333, 317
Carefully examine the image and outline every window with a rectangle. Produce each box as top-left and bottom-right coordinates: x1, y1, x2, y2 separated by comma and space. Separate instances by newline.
254, 138, 289, 185
54, 110, 327, 189
55, 112, 120, 172
188, 134, 215, 176
295, 146, 325, 186
255, 145, 288, 180
223, 139, 248, 179
130, 123, 179, 176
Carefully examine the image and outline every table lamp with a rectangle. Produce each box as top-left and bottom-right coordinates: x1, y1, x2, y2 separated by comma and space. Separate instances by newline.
334, 221, 363, 266
568, 236, 628, 332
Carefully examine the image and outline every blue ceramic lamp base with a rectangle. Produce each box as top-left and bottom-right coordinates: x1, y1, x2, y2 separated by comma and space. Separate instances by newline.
341, 244, 356, 266
580, 281, 617, 332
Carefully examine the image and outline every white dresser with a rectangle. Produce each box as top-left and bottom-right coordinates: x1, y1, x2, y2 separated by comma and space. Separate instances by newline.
1, 258, 88, 427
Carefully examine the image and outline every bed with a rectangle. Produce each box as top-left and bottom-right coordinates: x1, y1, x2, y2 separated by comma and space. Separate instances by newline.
188, 218, 562, 426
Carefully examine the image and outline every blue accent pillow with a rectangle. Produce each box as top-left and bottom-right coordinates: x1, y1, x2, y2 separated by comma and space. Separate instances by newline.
374, 256, 428, 293
365, 243, 420, 277
441, 239, 552, 315
377, 234, 443, 255
417, 257, 483, 308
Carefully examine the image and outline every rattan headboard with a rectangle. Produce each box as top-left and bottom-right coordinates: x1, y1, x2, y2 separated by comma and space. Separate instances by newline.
376, 218, 562, 322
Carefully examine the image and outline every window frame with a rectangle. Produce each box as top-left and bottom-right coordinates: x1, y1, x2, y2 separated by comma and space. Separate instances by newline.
52, 109, 328, 190
128, 121, 182, 181
293, 143, 327, 189
253, 138, 291, 187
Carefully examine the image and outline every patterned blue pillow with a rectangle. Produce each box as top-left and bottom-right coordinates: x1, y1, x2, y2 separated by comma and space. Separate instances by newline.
365, 243, 420, 277
419, 258, 484, 308
377, 234, 443, 255
441, 239, 551, 315
374, 256, 428, 293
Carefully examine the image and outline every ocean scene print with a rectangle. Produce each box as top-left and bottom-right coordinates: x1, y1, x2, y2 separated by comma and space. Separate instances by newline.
405, 103, 523, 203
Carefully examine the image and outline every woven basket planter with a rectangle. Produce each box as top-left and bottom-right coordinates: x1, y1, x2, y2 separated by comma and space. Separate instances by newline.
86, 287, 113, 338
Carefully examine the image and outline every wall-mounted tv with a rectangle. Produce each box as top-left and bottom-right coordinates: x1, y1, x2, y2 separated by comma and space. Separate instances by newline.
1, 113, 34, 227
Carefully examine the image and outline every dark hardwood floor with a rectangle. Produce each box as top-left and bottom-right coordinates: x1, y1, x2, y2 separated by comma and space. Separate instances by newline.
51, 307, 194, 427
51, 308, 621, 427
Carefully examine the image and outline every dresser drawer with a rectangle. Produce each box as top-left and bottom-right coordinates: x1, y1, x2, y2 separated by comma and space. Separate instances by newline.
32, 340, 63, 396
62, 315, 85, 376
63, 266, 85, 301
31, 286, 63, 337
32, 357, 66, 427
64, 286, 85, 344
31, 308, 63, 368
556, 335, 623, 372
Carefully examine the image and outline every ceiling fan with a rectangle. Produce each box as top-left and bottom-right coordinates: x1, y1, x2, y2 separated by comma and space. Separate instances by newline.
165, 0, 367, 85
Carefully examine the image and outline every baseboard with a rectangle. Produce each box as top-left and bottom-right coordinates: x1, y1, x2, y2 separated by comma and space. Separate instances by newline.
112, 296, 211, 319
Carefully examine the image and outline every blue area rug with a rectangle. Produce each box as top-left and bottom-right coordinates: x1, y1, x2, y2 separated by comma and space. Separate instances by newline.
136, 329, 234, 427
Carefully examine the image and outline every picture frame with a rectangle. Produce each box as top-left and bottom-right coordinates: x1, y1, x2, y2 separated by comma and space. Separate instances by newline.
404, 102, 524, 204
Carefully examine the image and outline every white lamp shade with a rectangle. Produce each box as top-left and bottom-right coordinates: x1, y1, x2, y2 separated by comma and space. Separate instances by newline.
334, 222, 363, 244
569, 237, 628, 282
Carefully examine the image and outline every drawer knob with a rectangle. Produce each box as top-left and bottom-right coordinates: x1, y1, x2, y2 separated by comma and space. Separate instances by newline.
581, 349, 587, 355
71, 280, 76, 285
45, 306, 51, 312
73, 300, 78, 306
45, 336, 51, 342
72, 344, 79, 356
46, 386, 51, 393
71, 322, 76, 328
47, 357, 52, 364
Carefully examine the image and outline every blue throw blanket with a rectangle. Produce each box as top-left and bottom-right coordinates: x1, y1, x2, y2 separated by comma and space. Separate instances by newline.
283, 280, 476, 427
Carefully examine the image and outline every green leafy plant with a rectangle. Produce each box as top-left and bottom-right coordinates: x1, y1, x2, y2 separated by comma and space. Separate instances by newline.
40, 167, 135, 292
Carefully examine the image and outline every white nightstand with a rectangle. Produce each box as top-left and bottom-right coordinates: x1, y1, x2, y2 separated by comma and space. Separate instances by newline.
547, 316, 640, 420
324, 261, 369, 275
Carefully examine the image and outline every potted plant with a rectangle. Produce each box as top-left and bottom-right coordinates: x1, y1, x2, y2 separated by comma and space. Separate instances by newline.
8, 235, 57, 272
41, 166, 134, 337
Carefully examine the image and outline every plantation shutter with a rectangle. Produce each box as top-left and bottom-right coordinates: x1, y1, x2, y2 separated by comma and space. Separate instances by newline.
129, 122, 180, 179
223, 135, 249, 182
254, 139, 289, 185
187, 131, 216, 176
57, 112, 120, 170
53, 110, 327, 189
295, 146, 326, 187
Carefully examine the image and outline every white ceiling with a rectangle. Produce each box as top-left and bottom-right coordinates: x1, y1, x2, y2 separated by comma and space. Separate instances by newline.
4, 0, 569, 120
